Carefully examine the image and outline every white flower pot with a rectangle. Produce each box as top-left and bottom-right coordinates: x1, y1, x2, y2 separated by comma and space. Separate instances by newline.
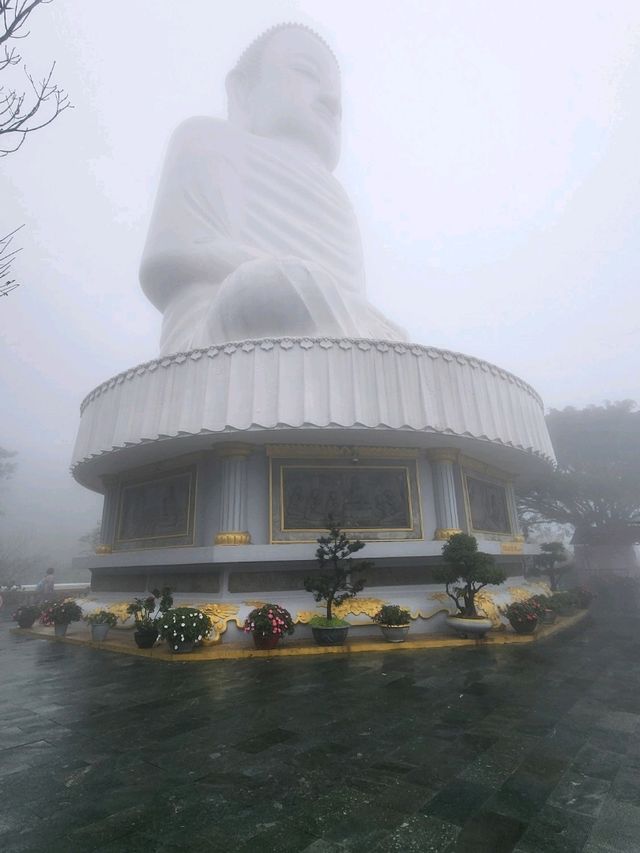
446, 615, 492, 639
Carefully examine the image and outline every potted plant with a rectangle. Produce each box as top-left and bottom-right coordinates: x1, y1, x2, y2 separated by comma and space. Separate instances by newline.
529, 594, 556, 624
304, 519, 372, 646
39, 599, 83, 637
157, 607, 212, 653
504, 599, 539, 634
547, 590, 575, 616
434, 533, 507, 639
127, 587, 173, 648
534, 542, 571, 592
372, 604, 411, 643
571, 586, 593, 609
85, 610, 118, 642
12, 604, 42, 629
243, 603, 294, 650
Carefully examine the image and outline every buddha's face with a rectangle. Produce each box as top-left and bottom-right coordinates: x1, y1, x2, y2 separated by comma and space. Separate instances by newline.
232, 29, 342, 170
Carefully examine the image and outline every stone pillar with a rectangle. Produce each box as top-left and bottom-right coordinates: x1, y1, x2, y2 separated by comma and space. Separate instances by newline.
505, 483, 520, 538
215, 444, 252, 545
96, 474, 119, 554
427, 449, 462, 540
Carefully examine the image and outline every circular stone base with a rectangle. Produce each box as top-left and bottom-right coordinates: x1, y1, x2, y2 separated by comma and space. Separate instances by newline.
72, 337, 554, 490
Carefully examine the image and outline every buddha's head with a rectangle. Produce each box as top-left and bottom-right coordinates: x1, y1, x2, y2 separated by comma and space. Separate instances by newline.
226, 24, 342, 171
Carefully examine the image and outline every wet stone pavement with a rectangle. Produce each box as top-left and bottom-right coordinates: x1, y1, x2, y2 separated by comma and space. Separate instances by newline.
2, 582, 640, 853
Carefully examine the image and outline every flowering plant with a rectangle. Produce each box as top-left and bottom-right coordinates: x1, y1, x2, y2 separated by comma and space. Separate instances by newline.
127, 587, 173, 630
84, 610, 118, 627
372, 604, 411, 626
157, 607, 212, 649
40, 599, 83, 626
243, 603, 295, 639
12, 604, 42, 623
503, 599, 539, 624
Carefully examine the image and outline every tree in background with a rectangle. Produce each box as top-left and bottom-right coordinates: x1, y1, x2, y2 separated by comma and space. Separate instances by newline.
0, 446, 17, 514
0, 531, 44, 586
1, 0, 71, 294
78, 521, 101, 553
518, 402, 640, 548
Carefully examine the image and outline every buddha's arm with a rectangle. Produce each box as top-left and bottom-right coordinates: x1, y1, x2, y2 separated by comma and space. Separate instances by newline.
139, 117, 268, 313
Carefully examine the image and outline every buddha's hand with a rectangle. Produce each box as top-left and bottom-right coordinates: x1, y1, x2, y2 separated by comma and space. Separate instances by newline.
206, 256, 343, 340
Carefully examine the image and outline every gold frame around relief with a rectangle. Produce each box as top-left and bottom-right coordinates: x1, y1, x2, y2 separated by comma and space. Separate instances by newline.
461, 469, 513, 538
269, 457, 424, 544
115, 466, 197, 548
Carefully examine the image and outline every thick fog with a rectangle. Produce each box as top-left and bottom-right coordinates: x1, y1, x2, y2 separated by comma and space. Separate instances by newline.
1, 0, 639, 577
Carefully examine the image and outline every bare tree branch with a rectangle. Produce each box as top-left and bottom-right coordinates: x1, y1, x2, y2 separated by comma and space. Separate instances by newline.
0, 224, 23, 294
1, 1, 70, 297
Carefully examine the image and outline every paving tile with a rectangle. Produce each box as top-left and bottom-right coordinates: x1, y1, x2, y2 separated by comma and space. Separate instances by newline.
372, 814, 460, 852
513, 804, 595, 853
423, 778, 493, 824
572, 744, 624, 781
583, 798, 640, 853
451, 810, 526, 852
548, 770, 611, 817
1, 584, 640, 851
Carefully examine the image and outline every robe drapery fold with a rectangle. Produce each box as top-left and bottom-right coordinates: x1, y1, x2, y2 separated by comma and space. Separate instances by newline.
140, 117, 406, 354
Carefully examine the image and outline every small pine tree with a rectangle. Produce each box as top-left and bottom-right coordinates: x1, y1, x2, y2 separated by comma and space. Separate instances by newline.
304, 518, 372, 621
535, 542, 570, 592
433, 533, 506, 617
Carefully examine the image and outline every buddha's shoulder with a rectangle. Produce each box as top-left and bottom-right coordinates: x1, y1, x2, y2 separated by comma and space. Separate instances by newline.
168, 116, 244, 157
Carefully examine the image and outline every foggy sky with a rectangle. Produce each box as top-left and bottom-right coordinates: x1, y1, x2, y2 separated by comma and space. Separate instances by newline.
1, 0, 639, 574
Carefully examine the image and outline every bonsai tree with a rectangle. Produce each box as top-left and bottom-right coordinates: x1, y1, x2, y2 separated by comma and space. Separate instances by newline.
303, 518, 373, 624
434, 533, 506, 617
534, 542, 570, 591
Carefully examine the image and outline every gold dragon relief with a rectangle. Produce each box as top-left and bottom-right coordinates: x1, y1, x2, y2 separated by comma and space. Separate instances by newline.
474, 590, 504, 628
105, 601, 134, 626
187, 603, 242, 643
505, 586, 532, 603
333, 598, 387, 620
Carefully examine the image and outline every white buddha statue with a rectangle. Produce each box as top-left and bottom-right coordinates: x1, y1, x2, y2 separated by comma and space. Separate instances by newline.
140, 23, 407, 355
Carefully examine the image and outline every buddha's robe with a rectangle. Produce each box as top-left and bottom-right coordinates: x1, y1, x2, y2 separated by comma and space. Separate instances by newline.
140, 117, 406, 354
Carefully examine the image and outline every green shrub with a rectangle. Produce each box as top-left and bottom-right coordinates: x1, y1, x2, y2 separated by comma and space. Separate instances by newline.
308, 616, 350, 628
433, 533, 506, 617
372, 604, 411, 626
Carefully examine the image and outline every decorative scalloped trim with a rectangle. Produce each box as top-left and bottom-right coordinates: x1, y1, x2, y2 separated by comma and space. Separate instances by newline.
70, 420, 555, 474
79, 337, 544, 414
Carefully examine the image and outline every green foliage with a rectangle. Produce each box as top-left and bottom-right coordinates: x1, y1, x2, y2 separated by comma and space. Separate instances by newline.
519, 402, 640, 545
532, 541, 571, 592
304, 518, 372, 621
547, 591, 579, 615
12, 604, 41, 622
529, 594, 552, 611
127, 587, 173, 630
308, 615, 350, 628
157, 607, 212, 648
243, 603, 295, 639
85, 610, 118, 627
546, 586, 593, 614
433, 533, 506, 617
372, 604, 411, 626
